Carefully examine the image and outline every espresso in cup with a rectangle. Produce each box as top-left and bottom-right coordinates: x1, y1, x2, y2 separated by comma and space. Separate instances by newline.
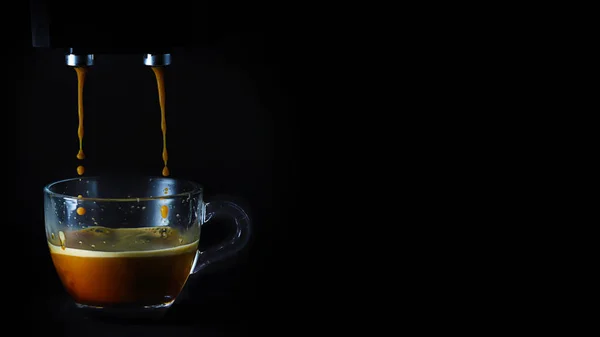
48, 226, 198, 307
45, 51, 252, 315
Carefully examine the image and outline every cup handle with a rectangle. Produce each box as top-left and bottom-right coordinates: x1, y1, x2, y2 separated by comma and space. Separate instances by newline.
191, 197, 252, 274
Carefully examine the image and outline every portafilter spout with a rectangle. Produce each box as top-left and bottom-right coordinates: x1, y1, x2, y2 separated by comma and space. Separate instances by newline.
143, 53, 171, 66
66, 49, 94, 67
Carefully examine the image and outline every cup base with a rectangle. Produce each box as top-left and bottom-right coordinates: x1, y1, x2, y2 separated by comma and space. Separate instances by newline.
74, 300, 175, 321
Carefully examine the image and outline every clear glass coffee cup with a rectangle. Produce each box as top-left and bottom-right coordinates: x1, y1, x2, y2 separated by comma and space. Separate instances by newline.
43, 175, 251, 317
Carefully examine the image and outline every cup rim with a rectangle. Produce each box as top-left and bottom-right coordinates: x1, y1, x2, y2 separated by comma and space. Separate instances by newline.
43, 175, 203, 202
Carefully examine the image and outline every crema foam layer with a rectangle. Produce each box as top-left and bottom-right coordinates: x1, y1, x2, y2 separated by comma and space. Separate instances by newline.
48, 240, 198, 258
47, 226, 199, 258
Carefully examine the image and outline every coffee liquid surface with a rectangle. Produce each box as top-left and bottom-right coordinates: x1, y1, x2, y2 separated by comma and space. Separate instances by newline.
50, 226, 197, 252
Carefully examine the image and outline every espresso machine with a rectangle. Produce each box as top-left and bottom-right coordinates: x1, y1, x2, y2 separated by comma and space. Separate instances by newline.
28, 0, 209, 67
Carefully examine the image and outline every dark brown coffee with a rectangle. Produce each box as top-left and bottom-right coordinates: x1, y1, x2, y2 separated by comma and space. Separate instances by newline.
49, 226, 198, 307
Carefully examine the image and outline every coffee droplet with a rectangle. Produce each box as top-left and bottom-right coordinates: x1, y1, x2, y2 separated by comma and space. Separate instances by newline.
76, 207, 86, 215
77, 194, 83, 199
77, 165, 85, 175
160, 205, 169, 218
162, 166, 170, 177
76, 150, 85, 160
58, 231, 66, 250
164, 187, 169, 194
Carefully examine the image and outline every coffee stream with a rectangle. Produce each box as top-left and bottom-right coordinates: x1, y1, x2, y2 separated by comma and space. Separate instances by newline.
151, 66, 170, 177
70, 64, 171, 222
72, 65, 170, 178
74, 67, 86, 174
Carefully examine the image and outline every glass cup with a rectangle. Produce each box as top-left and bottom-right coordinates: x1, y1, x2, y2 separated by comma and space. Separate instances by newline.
43, 176, 251, 318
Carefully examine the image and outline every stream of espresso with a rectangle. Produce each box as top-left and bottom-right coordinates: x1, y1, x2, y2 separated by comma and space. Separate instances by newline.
72, 65, 169, 177
151, 66, 170, 177
74, 67, 87, 175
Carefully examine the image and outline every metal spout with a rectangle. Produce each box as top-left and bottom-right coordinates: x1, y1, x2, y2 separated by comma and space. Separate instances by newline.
66, 53, 94, 67
144, 53, 171, 66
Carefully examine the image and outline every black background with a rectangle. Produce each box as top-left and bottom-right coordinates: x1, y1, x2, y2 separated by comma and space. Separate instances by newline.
10, 1, 320, 335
